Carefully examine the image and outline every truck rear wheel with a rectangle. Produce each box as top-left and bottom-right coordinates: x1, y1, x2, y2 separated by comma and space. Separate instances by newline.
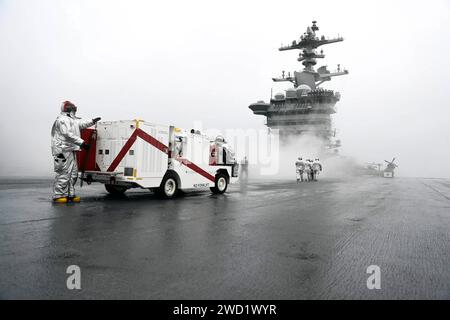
157, 174, 178, 199
105, 184, 127, 196
210, 173, 228, 194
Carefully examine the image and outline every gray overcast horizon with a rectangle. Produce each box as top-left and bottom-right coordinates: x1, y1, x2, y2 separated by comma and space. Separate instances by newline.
1, 0, 449, 178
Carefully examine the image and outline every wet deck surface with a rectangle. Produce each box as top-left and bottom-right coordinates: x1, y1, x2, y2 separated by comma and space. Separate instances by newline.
1, 176, 450, 299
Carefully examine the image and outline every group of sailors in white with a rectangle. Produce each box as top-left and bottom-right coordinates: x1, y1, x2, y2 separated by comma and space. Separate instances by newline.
295, 157, 322, 183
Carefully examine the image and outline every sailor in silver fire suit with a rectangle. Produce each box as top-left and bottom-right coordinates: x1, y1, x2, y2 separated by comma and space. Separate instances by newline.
295, 157, 306, 183
51, 101, 101, 202
312, 158, 323, 181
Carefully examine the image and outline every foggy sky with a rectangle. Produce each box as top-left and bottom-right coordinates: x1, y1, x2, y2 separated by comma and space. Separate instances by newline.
1, 0, 449, 178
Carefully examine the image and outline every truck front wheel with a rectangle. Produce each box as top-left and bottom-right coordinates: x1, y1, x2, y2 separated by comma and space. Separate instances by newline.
105, 184, 127, 196
158, 174, 178, 199
210, 173, 228, 194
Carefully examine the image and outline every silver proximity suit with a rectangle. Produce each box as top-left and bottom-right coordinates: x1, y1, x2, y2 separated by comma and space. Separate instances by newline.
51, 112, 94, 199
295, 160, 305, 181
312, 160, 322, 180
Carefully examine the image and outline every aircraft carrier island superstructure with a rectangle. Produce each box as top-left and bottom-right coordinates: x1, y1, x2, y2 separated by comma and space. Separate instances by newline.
249, 21, 348, 149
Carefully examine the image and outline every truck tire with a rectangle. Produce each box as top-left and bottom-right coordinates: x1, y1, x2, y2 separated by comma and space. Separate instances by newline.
105, 184, 127, 196
157, 174, 178, 199
210, 172, 228, 194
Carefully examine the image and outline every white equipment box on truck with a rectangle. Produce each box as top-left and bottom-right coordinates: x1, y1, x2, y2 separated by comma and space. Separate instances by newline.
79, 120, 239, 198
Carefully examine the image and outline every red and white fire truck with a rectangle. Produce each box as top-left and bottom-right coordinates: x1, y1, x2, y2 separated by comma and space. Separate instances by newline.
77, 120, 239, 198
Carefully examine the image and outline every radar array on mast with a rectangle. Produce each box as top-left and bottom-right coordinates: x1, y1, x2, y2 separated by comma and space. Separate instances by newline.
273, 21, 348, 88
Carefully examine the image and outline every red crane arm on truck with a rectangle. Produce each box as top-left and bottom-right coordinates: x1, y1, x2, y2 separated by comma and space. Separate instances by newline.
105, 128, 215, 182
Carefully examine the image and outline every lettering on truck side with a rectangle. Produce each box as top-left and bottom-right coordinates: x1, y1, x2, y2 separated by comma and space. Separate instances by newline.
193, 183, 210, 188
